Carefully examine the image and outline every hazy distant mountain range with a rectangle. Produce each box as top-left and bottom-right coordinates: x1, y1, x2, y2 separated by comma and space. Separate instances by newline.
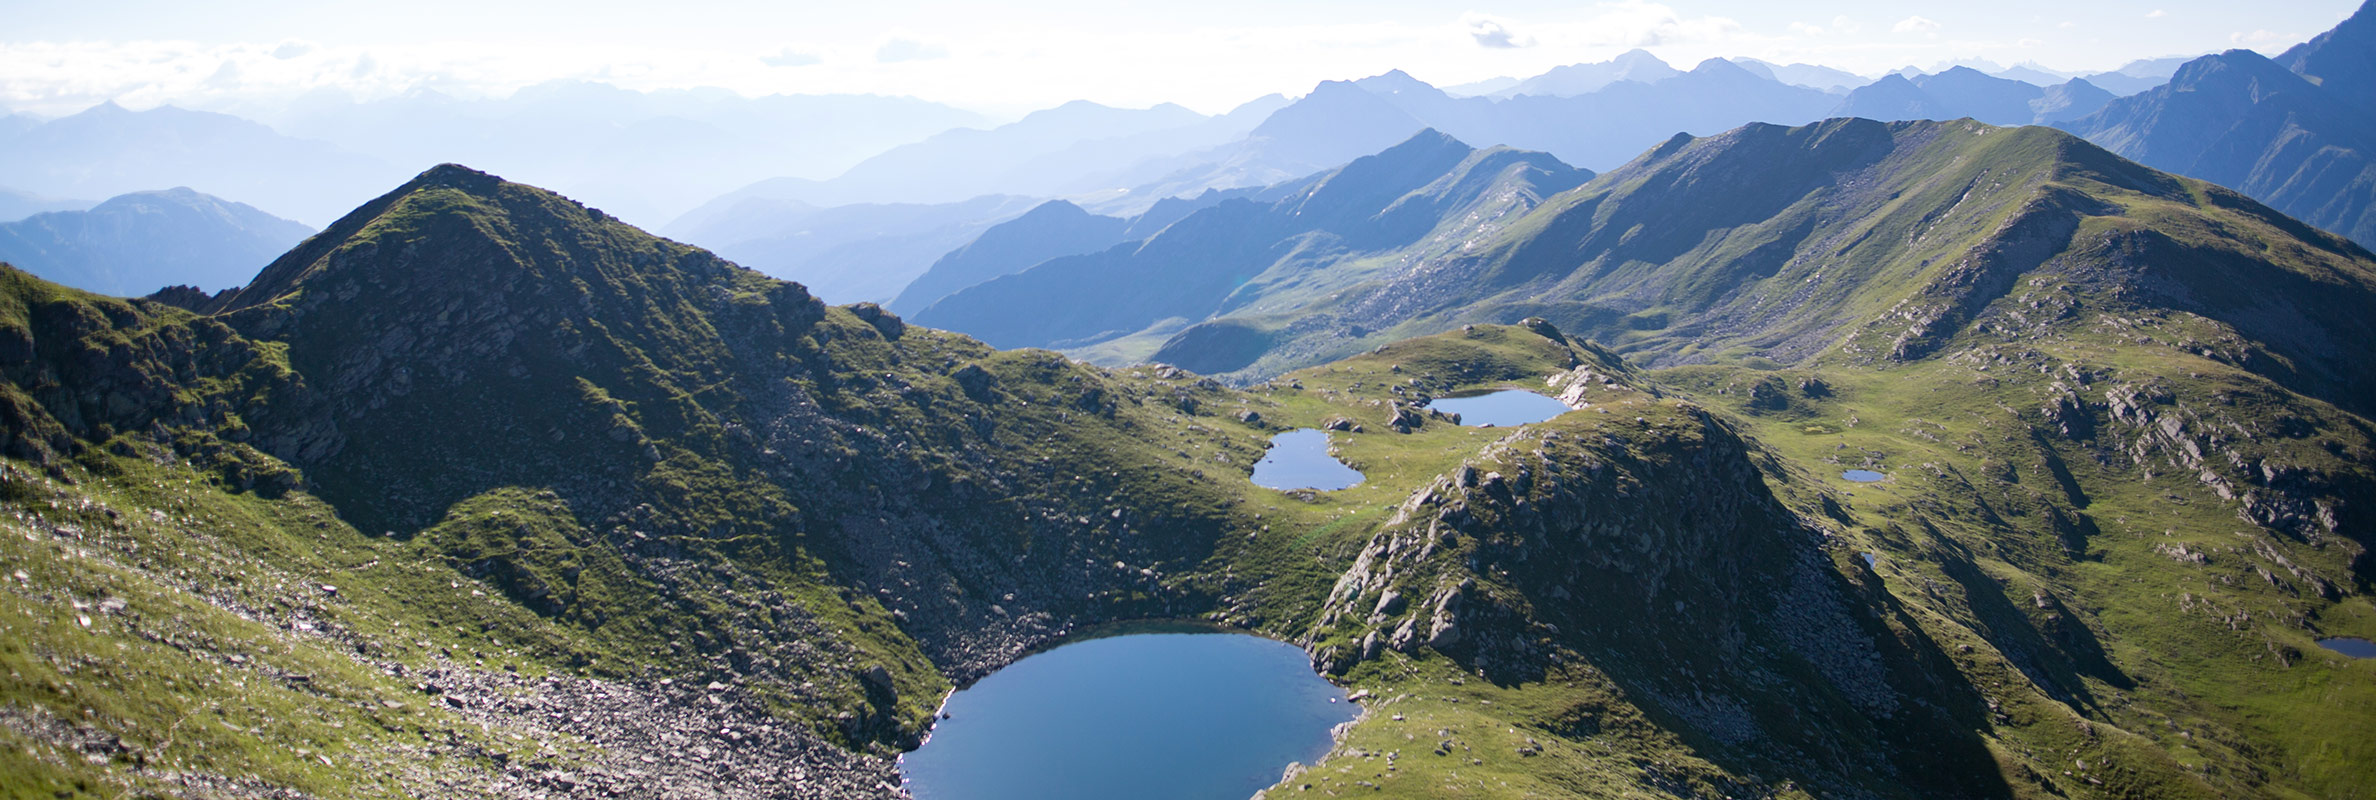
18, 15, 2376, 311
0, 47, 2201, 235
909, 130, 1592, 359
0, 102, 404, 228
0, 187, 87, 223
658, 193, 1042, 305
0, 187, 313, 296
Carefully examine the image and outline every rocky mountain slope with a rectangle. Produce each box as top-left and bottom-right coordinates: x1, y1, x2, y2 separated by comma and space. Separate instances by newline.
0, 187, 315, 297
3, 154, 2372, 800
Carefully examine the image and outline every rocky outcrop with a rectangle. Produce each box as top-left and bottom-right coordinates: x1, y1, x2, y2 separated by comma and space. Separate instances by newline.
1305, 399, 1999, 795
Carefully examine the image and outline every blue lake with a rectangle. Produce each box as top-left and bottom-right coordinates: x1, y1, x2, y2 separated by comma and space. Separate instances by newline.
899, 631, 1361, 800
1429, 389, 1573, 427
1842, 469, 1886, 483
2318, 637, 2376, 659
1250, 428, 1363, 491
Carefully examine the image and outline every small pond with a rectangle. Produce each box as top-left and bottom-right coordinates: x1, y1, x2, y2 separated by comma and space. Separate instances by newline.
899, 631, 1361, 800
2318, 637, 2376, 659
1429, 389, 1573, 427
1250, 428, 1363, 491
1842, 469, 1886, 483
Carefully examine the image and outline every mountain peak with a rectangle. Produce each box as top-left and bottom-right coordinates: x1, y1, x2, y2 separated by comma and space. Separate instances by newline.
1354, 69, 1437, 96
408, 162, 508, 196
1690, 57, 1758, 79
215, 163, 672, 315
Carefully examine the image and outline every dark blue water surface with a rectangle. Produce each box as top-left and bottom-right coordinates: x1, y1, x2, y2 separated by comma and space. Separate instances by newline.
900, 631, 1360, 800
1842, 469, 1886, 483
1430, 389, 1572, 427
2318, 637, 2376, 658
1250, 428, 1363, 491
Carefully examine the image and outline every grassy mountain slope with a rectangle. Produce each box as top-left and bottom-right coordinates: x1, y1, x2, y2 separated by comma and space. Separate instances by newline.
3, 155, 2372, 800
1142, 118, 2376, 409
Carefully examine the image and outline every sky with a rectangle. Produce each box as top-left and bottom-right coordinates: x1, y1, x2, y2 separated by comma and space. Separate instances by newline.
1, 0, 2362, 119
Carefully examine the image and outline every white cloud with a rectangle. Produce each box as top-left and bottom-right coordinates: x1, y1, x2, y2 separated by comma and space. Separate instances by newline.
1893, 16, 1941, 35
1464, 14, 1535, 49
875, 37, 948, 63
1787, 21, 1826, 37
2017, 38, 2043, 49
761, 48, 821, 67
1830, 15, 1861, 35
2146, 9, 2166, 19
270, 40, 314, 60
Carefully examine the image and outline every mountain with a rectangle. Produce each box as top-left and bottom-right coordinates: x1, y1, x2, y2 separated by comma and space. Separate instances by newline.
1992, 62, 2074, 87
0, 187, 313, 296
691, 97, 1284, 210
887, 200, 1128, 314
263, 81, 986, 228
0, 102, 404, 226
7, 137, 2375, 800
2278, 0, 2376, 96
1731, 58, 1871, 92
0, 187, 87, 223
889, 188, 1256, 316
1132, 60, 1838, 206
660, 193, 1042, 304
2028, 78, 2118, 124
1491, 49, 1681, 98
1068, 118, 2376, 411
1506, 58, 1840, 167
2059, 3, 2376, 246
1442, 75, 1520, 97
2081, 55, 2196, 95
912, 130, 1592, 357
1832, 68, 2112, 126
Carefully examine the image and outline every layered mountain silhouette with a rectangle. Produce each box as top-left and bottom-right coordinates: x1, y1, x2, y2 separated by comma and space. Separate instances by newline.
0, 187, 314, 296
693, 97, 1287, 211
0, 102, 402, 226
0, 187, 87, 223
660, 193, 1042, 304
922, 117, 2376, 414
1488, 49, 1682, 98
270, 81, 985, 228
911, 130, 1591, 354
1833, 68, 2114, 126
2059, 0, 2376, 246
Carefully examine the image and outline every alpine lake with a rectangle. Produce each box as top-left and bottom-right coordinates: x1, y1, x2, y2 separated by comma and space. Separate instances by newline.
898, 626, 1362, 800
1427, 388, 1573, 427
